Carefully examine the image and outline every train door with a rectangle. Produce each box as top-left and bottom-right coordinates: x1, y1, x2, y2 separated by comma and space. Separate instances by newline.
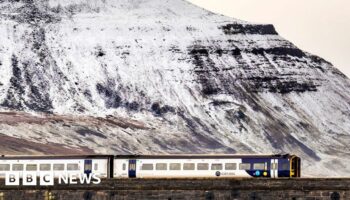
270, 159, 278, 178
297, 157, 301, 177
84, 160, 92, 176
128, 160, 136, 178
290, 156, 301, 177
107, 157, 114, 178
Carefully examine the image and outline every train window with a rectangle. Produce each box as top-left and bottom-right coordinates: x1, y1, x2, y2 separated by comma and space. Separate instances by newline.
94, 163, 98, 171
40, 164, 51, 171
156, 163, 167, 170
211, 164, 223, 170
0, 164, 10, 171
26, 164, 37, 171
53, 164, 65, 171
12, 164, 24, 171
239, 163, 250, 170
253, 163, 265, 170
225, 163, 237, 170
67, 164, 79, 171
282, 163, 289, 170
122, 163, 126, 171
141, 164, 153, 170
271, 163, 277, 170
129, 163, 136, 171
197, 163, 209, 170
169, 163, 181, 170
183, 163, 195, 170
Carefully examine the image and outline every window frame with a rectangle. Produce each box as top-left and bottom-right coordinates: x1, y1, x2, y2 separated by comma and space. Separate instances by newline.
253, 163, 265, 170
169, 163, 181, 170
239, 163, 251, 170
225, 163, 237, 170
26, 164, 38, 171
197, 163, 209, 170
141, 163, 154, 171
183, 163, 195, 170
211, 163, 223, 170
94, 163, 98, 171
155, 163, 167, 170
39, 164, 51, 171
67, 163, 80, 171
0, 164, 10, 171
53, 164, 65, 171
12, 164, 24, 171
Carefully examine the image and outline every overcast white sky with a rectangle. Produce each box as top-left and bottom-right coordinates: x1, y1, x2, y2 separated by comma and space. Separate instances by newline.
188, 0, 350, 78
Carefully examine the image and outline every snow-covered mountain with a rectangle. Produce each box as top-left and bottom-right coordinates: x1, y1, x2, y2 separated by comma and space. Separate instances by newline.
0, 0, 349, 176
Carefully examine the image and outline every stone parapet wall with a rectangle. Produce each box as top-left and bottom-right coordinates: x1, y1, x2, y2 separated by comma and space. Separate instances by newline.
0, 178, 349, 200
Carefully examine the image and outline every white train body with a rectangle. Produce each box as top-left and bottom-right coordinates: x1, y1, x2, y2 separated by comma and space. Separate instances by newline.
114, 158, 251, 178
0, 154, 301, 179
0, 156, 109, 178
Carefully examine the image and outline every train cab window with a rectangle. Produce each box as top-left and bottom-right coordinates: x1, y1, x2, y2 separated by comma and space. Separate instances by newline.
67, 164, 79, 171
40, 164, 51, 171
183, 163, 195, 170
169, 163, 181, 170
122, 163, 126, 171
211, 164, 223, 170
282, 163, 289, 170
156, 163, 167, 170
239, 163, 251, 170
53, 164, 65, 171
12, 164, 24, 171
0, 164, 10, 171
141, 164, 154, 170
26, 164, 37, 171
225, 163, 237, 170
94, 163, 98, 171
197, 163, 209, 170
253, 163, 265, 170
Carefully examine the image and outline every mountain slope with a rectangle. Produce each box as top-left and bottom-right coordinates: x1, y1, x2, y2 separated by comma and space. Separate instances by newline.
0, 0, 349, 176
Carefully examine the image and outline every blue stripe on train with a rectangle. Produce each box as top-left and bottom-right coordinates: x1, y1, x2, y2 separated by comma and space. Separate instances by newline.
241, 158, 271, 178
242, 158, 290, 178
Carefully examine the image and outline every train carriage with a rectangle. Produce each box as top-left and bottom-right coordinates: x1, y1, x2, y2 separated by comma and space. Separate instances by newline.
0, 155, 113, 178
114, 154, 301, 178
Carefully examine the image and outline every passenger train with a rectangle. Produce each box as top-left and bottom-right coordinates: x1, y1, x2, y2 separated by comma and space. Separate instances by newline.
0, 154, 301, 179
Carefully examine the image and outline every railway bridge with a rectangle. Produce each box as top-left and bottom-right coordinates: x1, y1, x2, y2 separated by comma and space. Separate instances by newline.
0, 178, 349, 200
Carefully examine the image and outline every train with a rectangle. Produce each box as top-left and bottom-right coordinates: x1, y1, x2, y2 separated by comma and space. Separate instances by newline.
0, 154, 301, 179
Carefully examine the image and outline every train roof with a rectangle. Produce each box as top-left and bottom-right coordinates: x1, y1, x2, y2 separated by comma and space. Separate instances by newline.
0, 154, 297, 160
114, 154, 296, 159
0, 155, 114, 160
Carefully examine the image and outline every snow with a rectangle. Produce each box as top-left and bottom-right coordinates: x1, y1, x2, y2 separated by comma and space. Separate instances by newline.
0, 0, 349, 176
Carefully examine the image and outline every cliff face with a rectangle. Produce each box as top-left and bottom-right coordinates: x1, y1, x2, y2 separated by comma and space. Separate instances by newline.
0, 0, 349, 176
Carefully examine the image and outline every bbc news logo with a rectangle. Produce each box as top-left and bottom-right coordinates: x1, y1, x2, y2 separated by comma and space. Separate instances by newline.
5, 172, 101, 186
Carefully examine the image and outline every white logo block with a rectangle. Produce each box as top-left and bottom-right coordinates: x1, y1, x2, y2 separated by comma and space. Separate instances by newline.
5, 172, 19, 186
23, 172, 37, 186
40, 172, 54, 186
